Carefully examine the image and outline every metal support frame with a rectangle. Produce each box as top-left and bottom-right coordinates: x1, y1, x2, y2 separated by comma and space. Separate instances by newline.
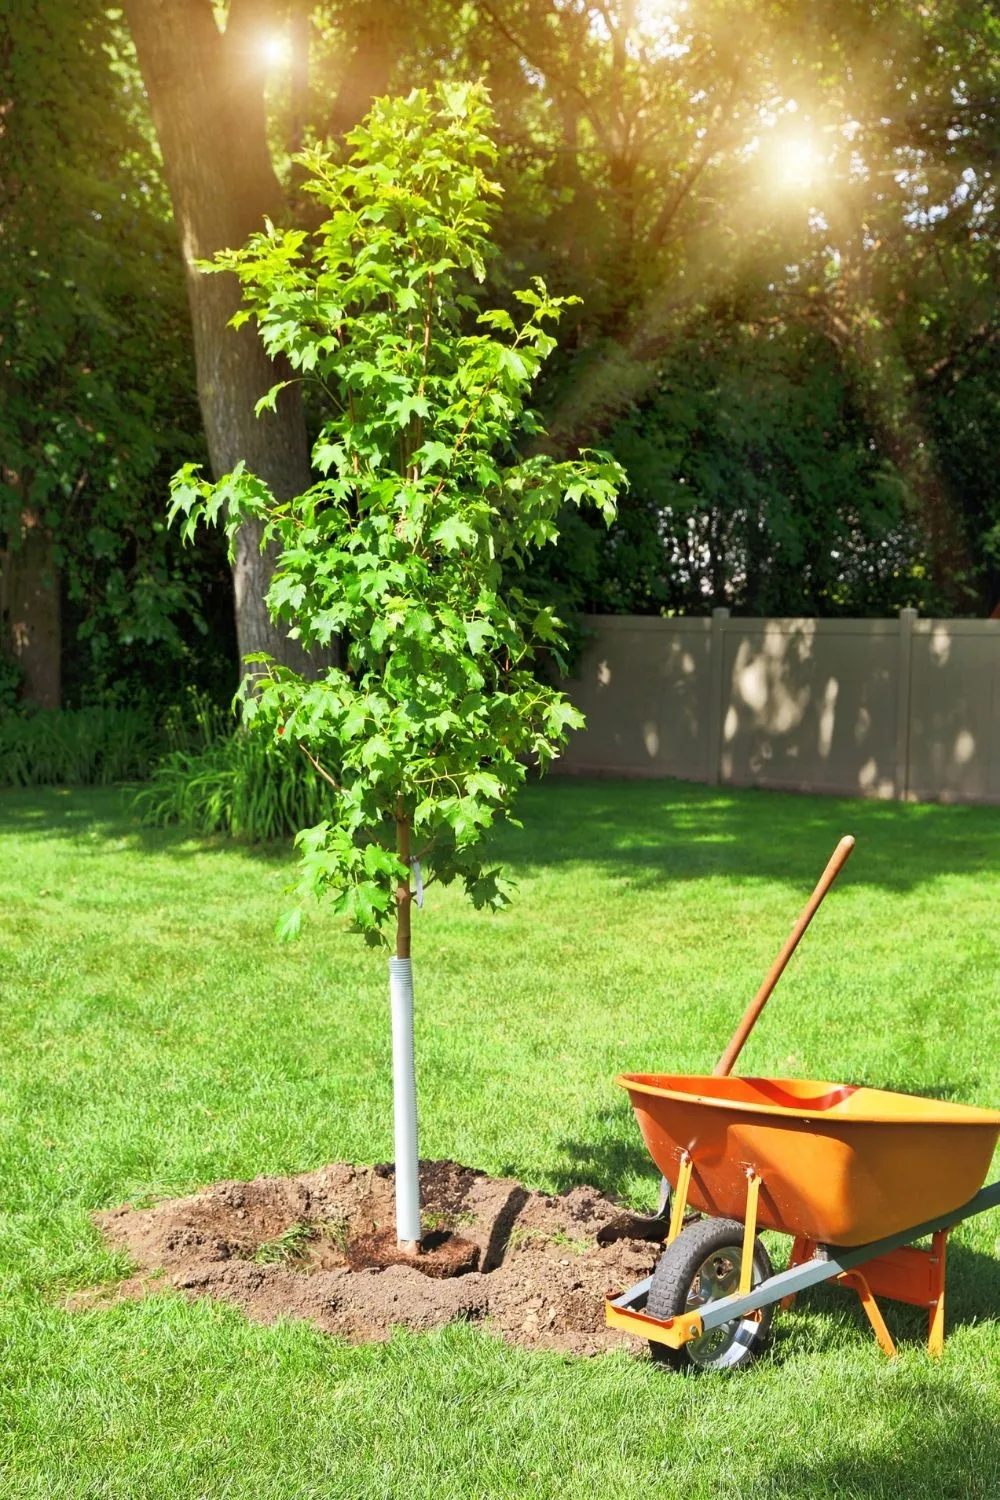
606, 1178, 1000, 1356
666, 1151, 693, 1245
740, 1171, 761, 1295
928, 1230, 948, 1358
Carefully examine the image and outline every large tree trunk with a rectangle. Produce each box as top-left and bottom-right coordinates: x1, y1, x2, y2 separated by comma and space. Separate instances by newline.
123, 0, 328, 676
0, 509, 61, 710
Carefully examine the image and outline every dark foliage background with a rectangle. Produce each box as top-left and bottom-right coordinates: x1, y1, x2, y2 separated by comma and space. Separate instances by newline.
3, 0, 999, 728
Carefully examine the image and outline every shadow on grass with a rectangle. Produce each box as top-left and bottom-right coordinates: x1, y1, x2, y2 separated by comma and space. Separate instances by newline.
0, 786, 295, 866
549, 1096, 662, 1202
756, 1369, 1000, 1499
3, 775, 1000, 894
494, 776, 1000, 895
941, 1238, 1000, 1333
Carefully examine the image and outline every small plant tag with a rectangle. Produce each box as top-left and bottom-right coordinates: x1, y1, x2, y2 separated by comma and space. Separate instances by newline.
412, 859, 424, 909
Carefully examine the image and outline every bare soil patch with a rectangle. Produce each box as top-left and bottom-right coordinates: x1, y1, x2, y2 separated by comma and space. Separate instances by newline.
81, 1160, 659, 1356
343, 1225, 480, 1278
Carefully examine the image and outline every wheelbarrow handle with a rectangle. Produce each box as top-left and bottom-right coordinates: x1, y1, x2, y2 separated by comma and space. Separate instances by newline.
714, 834, 856, 1078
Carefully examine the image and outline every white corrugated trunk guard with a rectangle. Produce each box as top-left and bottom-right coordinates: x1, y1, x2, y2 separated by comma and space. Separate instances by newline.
388, 956, 421, 1245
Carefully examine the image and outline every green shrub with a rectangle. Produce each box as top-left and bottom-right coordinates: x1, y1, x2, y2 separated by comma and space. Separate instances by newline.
0, 653, 25, 712
132, 728, 330, 841
0, 706, 162, 787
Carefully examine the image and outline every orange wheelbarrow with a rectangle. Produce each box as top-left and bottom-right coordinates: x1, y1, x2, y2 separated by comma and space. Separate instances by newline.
605, 838, 1000, 1372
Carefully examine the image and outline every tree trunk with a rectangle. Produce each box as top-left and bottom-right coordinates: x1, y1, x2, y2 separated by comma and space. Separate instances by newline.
0, 511, 61, 710
123, 0, 330, 676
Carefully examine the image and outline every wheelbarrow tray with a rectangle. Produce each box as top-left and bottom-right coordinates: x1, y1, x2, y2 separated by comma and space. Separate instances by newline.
620, 1073, 1000, 1246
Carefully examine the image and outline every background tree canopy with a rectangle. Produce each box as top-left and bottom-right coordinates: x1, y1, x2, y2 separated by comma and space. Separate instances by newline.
3, 0, 998, 707
0, 0, 233, 709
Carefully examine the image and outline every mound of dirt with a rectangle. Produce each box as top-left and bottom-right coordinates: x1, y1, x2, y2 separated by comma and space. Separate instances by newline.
80, 1160, 661, 1357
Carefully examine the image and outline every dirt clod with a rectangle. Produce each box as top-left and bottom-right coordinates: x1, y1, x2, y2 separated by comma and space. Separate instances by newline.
83, 1160, 659, 1357
344, 1227, 480, 1278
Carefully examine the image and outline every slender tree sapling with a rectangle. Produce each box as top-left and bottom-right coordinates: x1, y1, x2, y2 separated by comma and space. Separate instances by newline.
168, 83, 623, 1251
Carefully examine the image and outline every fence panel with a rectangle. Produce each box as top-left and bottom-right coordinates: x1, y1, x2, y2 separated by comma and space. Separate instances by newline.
718, 618, 900, 798
559, 612, 1000, 804
558, 617, 714, 780
908, 621, 1000, 802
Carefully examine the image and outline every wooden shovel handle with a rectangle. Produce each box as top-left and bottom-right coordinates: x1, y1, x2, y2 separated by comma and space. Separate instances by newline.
713, 835, 856, 1078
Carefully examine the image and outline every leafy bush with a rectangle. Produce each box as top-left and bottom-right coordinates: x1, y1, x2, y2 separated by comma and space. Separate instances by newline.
133, 723, 329, 841
0, 707, 162, 787
0, 653, 25, 712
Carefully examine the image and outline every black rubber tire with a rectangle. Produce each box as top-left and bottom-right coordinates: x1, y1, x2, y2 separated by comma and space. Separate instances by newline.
646, 1216, 774, 1372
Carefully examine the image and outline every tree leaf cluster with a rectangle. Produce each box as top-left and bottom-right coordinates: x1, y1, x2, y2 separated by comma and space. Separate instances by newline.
443, 0, 1000, 613
169, 84, 623, 941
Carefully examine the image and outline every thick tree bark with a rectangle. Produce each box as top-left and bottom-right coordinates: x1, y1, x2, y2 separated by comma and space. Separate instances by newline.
123, 0, 329, 676
325, 0, 410, 139
0, 511, 61, 710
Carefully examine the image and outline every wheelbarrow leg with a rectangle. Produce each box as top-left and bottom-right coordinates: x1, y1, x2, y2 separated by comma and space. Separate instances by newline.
928, 1229, 948, 1358
838, 1270, 898, 1358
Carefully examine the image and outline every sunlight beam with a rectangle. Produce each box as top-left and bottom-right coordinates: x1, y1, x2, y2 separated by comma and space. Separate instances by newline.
772, 135, 819, 191
259, 31, 291, 69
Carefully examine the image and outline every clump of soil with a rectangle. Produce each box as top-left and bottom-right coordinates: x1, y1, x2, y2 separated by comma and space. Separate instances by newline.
80, 1160, 660, 1357
343, 1225, 480, 1278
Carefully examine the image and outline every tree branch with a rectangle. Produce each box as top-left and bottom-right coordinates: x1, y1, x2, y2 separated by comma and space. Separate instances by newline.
646, 65, 744, 253
921, 321, 1000, 389
475, 0, 616, 156
297, 739, 340, 791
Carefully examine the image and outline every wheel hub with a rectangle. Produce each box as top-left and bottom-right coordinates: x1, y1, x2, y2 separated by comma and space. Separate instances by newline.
685, 1246, 759, 1368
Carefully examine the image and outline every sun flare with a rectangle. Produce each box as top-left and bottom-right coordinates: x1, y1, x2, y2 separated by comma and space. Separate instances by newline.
773, 135, 819, 189
259, 31, 291, 68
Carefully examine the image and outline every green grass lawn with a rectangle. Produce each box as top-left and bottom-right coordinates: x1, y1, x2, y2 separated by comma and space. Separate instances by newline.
1, 778, 999, 1499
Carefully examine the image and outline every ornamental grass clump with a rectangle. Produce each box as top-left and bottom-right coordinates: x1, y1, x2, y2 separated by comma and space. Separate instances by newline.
169, 82, 623, 1250
0, 706, 161, 787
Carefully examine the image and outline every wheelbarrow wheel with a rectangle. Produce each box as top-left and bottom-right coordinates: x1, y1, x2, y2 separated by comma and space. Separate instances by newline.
646, 1216, 774, 1372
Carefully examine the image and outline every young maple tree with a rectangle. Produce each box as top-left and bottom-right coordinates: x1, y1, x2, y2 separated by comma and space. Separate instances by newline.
169, 83, 623, 1250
